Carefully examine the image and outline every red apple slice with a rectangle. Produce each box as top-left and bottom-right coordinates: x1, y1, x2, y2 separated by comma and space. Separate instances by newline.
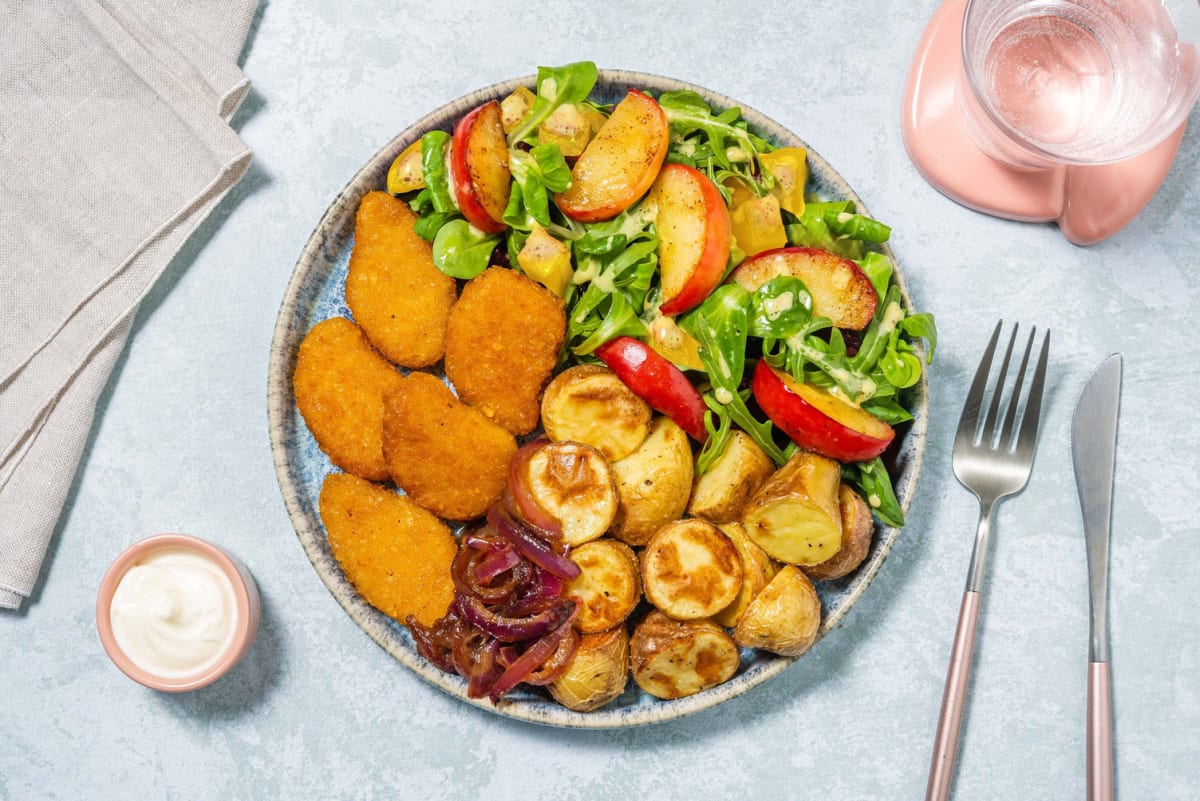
652, 164, 731, 316
731, 247, 877, 331
751, 361, 893, 462
594, 336, 708, 442
555, 89, 669, 222
450, 100, 511, 234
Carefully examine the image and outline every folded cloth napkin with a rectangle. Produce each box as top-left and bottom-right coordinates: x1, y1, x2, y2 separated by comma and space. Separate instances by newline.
0, 0, 258, 609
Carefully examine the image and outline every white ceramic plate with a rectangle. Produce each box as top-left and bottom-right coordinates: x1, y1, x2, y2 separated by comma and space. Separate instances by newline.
267, 70, 928, 728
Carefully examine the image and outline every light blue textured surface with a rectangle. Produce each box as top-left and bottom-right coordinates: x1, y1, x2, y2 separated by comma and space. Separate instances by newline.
2, 0, 1198, 797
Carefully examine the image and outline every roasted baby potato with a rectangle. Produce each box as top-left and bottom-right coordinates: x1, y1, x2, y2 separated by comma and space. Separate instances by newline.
444, 267, 566, 436
711, 522, 779, 628
320, 473, 456, 627
630, 611, 740, 700
732, 565, 821, 657
345, 191, 457, 367
293, 317, 405, 483
520, 441, 618, 547
641, 519, 742, 620
687, 430, 776, 524
742, 451, 842, 565
804, 486, 875, 582
381, 371, 517, 520
548, 627, 630, 712
610, 417, 694, 547
566, 539, 641, 633
541, 364, 651, 461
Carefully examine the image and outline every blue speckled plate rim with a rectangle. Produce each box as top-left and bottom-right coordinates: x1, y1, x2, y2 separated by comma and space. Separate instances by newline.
267, 69, 928, 729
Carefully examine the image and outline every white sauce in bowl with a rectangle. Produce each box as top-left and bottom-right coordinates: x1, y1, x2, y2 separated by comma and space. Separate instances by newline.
109, 548, 238, 679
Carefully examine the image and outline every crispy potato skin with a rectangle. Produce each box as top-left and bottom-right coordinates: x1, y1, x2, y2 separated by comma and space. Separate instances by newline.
641, 519, 742, 620
522, 441, 617, 547
732, 565, 821, 657
445, 268, 566, 435
630, 611, 740, 699
381, 371, 517, 520
610, 417, 694, 547
687, 430, 776, 524
566, 540, 641, 634
293, 317, 404, 482
711, 522, 779, 628
541, 364, 651, 461
804, 486, 875, 581
319, 472, 456, 627
549, 627, 630, 712
742, 451, 843, 565
345, 192, 457, 367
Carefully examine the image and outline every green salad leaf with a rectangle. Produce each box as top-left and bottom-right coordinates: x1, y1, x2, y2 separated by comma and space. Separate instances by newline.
507, 61, 599, 146
432, 219, 501, 279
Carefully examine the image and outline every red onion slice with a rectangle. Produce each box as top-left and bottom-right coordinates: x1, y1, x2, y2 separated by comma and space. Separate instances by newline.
453, 592, 571, 643
523, 625, 580, 686
487, 503, 580, 581
472, 547, 521, 584
488, 608, 578, 700
506, 439, 563, 540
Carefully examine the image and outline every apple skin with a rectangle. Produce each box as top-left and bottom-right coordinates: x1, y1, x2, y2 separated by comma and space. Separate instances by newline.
450, 100, 509, 234
654, 164, 731, 316
751, 361, 894, 462
594, 336, 708, 442
555, 89, 670, 223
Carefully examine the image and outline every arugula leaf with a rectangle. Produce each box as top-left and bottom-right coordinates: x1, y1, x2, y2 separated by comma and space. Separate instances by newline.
508, 61, 599, 146
431, 220, 500, 279
844, 458, 904, 528
420, 131, 455, 214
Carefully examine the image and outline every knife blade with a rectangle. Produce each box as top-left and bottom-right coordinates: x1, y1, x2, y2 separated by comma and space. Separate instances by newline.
1072, 353, 1121, 663
1072, 353, 1121, 801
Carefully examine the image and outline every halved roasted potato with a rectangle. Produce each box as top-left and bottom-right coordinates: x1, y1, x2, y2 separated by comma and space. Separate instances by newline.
548, 627, 630, 712
687, 430, 776, 524
731, 565, 821, 657
566, 539, 641, 633
804, 486, 875, 582
520, 441, 617, 546
641, 519, 741, 620
742, 451, 842, 565
540, 364, 651, 462
630, 611, 740, 700
610, 417, 694, 547
711, 522, 779, 628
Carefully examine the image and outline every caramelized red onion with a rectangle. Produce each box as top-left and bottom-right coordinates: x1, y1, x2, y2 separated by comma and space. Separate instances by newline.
488, 608, 578, 700
506, 438, 562, 540
454, 592, 572, 643
487, 503, 580, 580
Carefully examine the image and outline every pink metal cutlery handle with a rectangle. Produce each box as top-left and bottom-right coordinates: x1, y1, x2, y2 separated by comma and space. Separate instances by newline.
926, 590, 981, 801
1088, 662, 1113, 801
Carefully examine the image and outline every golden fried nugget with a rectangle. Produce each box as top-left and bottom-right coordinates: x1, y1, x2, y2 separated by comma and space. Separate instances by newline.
382, 371, 517, 520
293, 317, 404, 482
444, 267, 566, 435
346, 191, 457, 367
319, 473, 456, 627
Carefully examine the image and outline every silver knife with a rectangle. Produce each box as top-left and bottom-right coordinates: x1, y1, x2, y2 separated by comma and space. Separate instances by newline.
1072, 353, 1121, 801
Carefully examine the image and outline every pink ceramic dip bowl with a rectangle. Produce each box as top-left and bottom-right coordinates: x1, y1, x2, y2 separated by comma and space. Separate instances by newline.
96, 534, 260, 692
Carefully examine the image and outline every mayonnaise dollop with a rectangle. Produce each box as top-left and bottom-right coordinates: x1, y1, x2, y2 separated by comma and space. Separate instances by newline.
109, 548, 238, 679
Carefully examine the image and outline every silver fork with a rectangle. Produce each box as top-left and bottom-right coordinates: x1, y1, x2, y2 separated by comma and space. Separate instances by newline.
925, 320, 1051, 801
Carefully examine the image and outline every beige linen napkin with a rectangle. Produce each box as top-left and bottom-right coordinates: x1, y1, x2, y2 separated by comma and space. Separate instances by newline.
0, 0, 258, 609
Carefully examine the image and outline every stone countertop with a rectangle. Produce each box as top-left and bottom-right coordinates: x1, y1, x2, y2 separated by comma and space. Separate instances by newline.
3, 1, 1198, 798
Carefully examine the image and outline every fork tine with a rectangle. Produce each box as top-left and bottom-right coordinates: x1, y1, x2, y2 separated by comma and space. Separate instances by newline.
999, 327, 1037, 449
955, 321, 1003, 451
1013, 330, 1050, 462
981, 324, 1019, 446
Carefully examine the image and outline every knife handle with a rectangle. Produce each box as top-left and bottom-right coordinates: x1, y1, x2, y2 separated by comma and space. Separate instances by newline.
925, 590, 981, 801
1088, 661, 1113, 801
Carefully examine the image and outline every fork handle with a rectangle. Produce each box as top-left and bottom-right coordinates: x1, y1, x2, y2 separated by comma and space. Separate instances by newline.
1088, 661, 1113, 801
925, 590, 981, 801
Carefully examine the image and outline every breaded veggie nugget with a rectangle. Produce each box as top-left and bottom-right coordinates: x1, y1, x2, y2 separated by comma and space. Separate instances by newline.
346, 191, 457, 367
320, 472, 456, 627
293, 317, 404, 482
444, 267, 566, 435
382, 371, 517, 519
